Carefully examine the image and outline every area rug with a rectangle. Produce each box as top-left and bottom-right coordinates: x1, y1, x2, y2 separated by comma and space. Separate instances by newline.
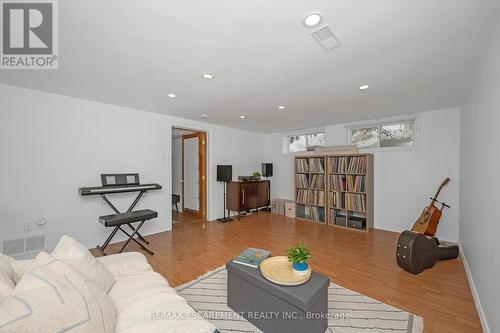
176, 266, 423, 333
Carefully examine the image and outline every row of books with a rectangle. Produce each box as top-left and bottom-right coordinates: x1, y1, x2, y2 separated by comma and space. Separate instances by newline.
296, 174, 309, 188
309, 175, 325, 189
329, 192, 345, 209
309, 206, 325, 222
346, 193, 366, 212
328, 156, 367, 174
297, 204, 325, 222
297, 189, 325, 206
329, 175, 366, 192
346, 175, 366, 192
309, 158, 325, 173
329, 175, 346, 191
296, 159, 309, 172
297, 174, 326, 189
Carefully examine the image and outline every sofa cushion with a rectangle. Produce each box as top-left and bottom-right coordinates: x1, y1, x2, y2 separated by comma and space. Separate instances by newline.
0, 254, 16, 299
98, 252, 153, 280
52, 235, 115, 292
0, 252, 117, 333
109, 271, 216, 333
10, 259, 35, 284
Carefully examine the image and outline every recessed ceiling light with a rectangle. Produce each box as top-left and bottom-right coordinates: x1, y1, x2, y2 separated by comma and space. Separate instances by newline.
303, 12, 323, 28
239, 115, 247, 119
201, 72, 214, 79
359, 85, 369, 90
201, 114, 209, 118
167, 93, 177, 98
277, 105, 286, 110
179, 131, 184, 135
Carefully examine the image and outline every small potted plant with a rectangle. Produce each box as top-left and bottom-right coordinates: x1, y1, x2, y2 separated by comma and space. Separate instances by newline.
252, 171, 261, 180
287, 242, 311, 276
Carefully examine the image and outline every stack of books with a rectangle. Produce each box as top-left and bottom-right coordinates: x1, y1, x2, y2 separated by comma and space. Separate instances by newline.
233, 248, 271, 268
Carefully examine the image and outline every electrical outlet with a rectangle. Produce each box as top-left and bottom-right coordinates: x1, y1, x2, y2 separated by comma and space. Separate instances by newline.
35, 217, 48, 229
24, 221, 32, 232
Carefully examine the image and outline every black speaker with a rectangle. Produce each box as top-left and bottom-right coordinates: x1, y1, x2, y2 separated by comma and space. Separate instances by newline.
217, 165, 232, 182
262, 163, 273, 177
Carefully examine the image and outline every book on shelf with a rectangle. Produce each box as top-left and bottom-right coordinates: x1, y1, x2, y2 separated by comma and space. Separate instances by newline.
233, 248, 271, 268
310, 174, 325, 189
347, 156, 366, 174
297, 203, 325, 222
346, 175, 365, 192
296, 159, 309, 173
329, 156, 367, 174
329, 175, 346, 191
329, 191, 345, 209
297, 189, 325, 206
346, 193, 366, 212
296, 174, 309, 188
309, 158, 325, 173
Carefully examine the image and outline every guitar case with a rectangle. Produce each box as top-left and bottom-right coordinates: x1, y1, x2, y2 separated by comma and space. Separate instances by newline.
396, 230, 459, 274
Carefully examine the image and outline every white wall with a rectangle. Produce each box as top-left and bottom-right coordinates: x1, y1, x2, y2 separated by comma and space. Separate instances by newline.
171, 137, 183, 212
265, 108, 461, 241
460, 16, 500, 333
0, 84, 265, 250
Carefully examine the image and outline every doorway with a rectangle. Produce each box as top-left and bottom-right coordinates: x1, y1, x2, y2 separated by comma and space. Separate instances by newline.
172, 127, 207, 223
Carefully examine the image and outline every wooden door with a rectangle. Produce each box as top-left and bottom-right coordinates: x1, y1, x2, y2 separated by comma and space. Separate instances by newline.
182, 132, 207, 220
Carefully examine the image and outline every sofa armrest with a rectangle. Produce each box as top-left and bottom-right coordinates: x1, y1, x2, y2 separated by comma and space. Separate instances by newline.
97, 252, 152, 279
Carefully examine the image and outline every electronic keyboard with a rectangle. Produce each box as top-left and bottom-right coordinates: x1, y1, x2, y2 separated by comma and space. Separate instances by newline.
79, 183, 162, 196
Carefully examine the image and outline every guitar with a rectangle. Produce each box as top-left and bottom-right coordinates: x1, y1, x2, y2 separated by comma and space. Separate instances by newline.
411, 178, 450, 236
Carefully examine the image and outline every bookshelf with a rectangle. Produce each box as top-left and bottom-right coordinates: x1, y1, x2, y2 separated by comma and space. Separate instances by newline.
295, 156, 327, 224
295, 153, 373, 231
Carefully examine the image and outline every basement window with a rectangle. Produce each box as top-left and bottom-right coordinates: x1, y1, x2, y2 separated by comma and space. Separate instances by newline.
283, 131, 326, 153
349, 119, 416, 150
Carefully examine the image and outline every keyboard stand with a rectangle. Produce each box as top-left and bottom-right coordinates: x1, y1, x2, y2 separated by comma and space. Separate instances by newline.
100, 190, 150, 245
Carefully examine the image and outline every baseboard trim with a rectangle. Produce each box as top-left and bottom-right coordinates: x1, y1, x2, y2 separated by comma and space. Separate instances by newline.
459, 243, 490, 333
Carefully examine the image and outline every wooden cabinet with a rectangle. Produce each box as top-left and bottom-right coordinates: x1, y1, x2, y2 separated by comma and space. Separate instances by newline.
227, 180, 270, 218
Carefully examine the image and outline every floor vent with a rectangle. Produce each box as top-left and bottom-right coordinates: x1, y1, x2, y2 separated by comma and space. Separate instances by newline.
2, 235, 47, 258
311, 26, 342, 51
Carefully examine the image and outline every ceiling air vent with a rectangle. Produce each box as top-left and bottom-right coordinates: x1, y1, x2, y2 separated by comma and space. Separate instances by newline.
311, 26, 342, 51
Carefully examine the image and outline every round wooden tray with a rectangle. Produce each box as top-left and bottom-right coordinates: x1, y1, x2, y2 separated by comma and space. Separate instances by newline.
260, 256, 311, 286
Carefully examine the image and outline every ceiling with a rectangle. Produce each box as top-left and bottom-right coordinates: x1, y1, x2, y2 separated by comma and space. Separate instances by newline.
1, 0, 499, 133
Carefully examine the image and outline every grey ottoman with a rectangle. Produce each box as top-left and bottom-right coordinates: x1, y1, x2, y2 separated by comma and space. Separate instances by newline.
227, 260, 329, 333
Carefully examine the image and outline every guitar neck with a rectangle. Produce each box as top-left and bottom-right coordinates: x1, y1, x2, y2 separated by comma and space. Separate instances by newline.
431, 178, 450, 205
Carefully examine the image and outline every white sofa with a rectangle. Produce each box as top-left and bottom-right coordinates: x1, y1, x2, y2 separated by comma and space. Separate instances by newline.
98, 252, 217, 333
0, 243, 216, 333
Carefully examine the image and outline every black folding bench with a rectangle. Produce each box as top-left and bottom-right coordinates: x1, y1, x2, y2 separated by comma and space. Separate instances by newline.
97, 209, 157, 256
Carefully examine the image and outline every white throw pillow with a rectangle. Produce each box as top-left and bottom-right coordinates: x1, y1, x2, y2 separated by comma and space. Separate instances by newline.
10, 259, 35, 284
0, 254, 15, 299
0, 252, 117, 333
52, 235, 115, 292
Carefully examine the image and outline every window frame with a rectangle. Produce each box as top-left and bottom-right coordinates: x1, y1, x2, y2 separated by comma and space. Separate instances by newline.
282, 129, 326, 154
347, 117, 419, 152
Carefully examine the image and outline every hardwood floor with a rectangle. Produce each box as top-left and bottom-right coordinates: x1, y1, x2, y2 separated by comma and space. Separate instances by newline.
91, 212, 482, 333
172, 210, 204, 224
